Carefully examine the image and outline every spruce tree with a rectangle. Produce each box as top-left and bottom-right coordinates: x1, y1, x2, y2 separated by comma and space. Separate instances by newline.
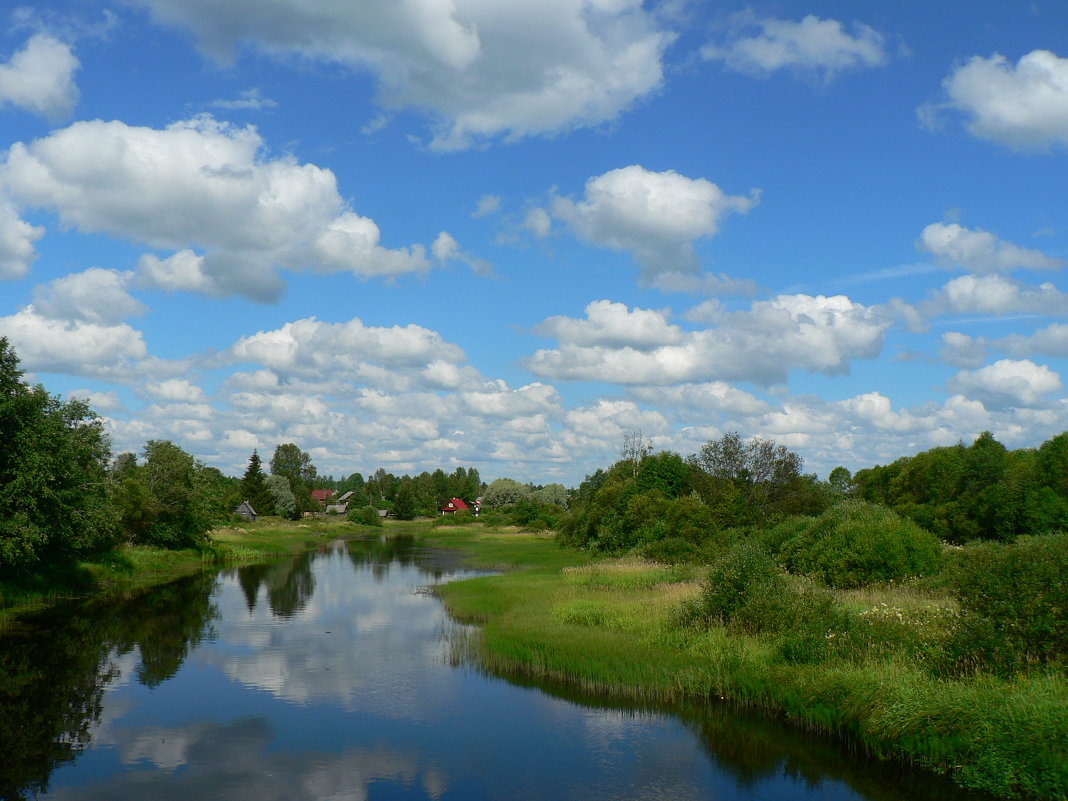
241, 450, 274, 516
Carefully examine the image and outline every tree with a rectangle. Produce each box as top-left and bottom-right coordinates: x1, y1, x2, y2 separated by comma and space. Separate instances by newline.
483, 478, 532, 508
828, 466, 852, 495
131, 440, 218, 548
392, 477, 418, 520
240, 450, 274, 516
621, 430, 652, 478
0, 338, 117, 571
266, 474, 298, 520
270, 443, 317, 513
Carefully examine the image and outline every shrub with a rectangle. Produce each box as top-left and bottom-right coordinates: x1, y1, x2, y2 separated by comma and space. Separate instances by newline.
778, 500, 942, 588
638, 537, 702, 564
939, 533, 1068, 677
695, 541, 783, 625
431, 511, 476, 527
676, 540, 852, 663
346, 505, 383, 527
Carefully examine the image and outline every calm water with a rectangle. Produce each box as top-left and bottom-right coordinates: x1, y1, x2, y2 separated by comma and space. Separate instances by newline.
1, 537, 989, 801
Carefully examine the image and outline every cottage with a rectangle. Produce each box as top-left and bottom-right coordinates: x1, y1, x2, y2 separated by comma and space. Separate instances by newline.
234, 500, 257, 521
310, 489, 336, 507
438, 497, 470, 515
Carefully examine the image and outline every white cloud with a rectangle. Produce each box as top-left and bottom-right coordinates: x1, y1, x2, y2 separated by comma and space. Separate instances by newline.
941, 332, 987, 368
998, 323, 1068, 358
0, 307, 147, 376
523, 207, 552, 239
918, 222, 1064, 273
550, 165, 759, 274
534, 300, 683, 349
32, 267, 146, 324
928, 274, 1068, 316
145, 378, 208, 403
948, 359, 1062, 410
928, 49, 1068, 150
208, 88, 277, 110
3, 116, 438, 301
127, 0, 674, 150
528, 293, 889, 386
227, 316, 467, 385
472, 195, 501, 218
0, 33, 79, 118
630, 381, 770, 416
0, 196, 43, 279
702, 14, 889, 81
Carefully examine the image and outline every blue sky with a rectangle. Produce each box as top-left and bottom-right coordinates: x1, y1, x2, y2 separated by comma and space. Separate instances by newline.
1, 1, 1067, 485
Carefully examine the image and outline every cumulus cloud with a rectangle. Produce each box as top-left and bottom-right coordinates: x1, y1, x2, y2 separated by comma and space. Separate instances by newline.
144, 378, 208, 403
927, 274, 1068, 317
549, 165, 759, 274
0, 33, 79, 118
925, 49, 1068, 150
0, 195, 43, 279
472, 195, 501, 218
208, 87, 277, 110
32, 267, 146, 324
918, 222, 1064, 273
226, 316, 468, 387
126, 0, 674, 150
996, 323, 1068, 359
947, 359, 1062, 409
702, 14, 889, 81
3, 116, 443, 301
534, 300, 683, 349
941, 332, 988, 368
0, 307, 147, 376
528, 293, 889, 386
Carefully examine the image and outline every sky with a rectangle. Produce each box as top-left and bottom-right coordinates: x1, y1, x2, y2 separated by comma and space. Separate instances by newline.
1, 0, 1067, 486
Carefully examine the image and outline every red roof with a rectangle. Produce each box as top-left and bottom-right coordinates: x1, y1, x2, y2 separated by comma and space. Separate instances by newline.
311, 489, 335, 504
439, 497, 470, 512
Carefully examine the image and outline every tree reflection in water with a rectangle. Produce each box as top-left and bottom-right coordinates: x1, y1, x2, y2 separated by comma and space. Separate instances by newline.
0, 571, 218, 800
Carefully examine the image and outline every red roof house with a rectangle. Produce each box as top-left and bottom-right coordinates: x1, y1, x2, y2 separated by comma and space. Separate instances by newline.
438, 498, 470, 515
310, 489, 336, 507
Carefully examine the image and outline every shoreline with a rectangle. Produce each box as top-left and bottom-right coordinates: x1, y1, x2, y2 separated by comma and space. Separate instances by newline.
419, 522, 1067, 801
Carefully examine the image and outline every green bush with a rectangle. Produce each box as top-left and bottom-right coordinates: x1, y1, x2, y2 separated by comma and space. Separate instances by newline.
676, 540, 852, 664
346, 505, 383, 527
778, 500, 942, 588
638, 537, 702, 564
940, 533, 1068, 677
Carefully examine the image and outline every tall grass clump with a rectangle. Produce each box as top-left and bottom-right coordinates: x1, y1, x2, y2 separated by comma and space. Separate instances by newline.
776, 500, 942, 588
431, 511, 477, 527
676, 541, 851, 664
939, 532, 1068, 677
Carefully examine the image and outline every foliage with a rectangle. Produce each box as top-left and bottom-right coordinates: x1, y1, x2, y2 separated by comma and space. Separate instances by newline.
532, 482, 568, 506
482, 477, 532, 508
346, 505, 384, 526
774, 500, 942, 589
239, 450, 274, 516
269, 442, 317, 513
431, 510, 477, 527
0, 339, 118, 571
112, 440, 222, 549
392, 477, 419, 520
266, 474, 297, 520
853, 431, 1068, 542
940, 533, 1068, 677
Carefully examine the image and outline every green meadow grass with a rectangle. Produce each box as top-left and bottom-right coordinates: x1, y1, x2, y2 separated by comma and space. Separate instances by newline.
424, 522, 1068, 800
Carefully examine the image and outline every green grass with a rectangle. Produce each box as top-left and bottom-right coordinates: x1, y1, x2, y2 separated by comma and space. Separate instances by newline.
420, 521, 1068, 800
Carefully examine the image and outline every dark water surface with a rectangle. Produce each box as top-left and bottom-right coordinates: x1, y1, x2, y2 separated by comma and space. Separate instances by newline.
1, 537, 991, 801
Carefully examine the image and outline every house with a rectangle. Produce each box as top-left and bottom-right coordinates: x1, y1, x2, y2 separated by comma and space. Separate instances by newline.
310, 489, 336, 507
234, 500, 257, 521
439, 497, 470, 515
337, 491, 354, 505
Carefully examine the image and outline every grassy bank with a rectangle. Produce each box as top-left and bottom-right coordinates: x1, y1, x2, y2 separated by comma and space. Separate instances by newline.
422, 521, 1068, 801
0, 517, 366, 621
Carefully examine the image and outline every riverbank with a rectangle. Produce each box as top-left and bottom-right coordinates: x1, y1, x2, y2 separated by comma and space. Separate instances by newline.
0, 517, 368, 622
420, 521, 1068, 801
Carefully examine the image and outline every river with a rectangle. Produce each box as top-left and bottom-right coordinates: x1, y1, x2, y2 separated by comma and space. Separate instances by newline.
0, 536, 991, 800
